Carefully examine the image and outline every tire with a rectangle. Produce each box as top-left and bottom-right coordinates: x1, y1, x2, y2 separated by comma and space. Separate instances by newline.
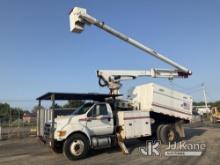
159, 124, 179, 144
156, 125, 164, 141
63, 134, 90, 160
52, 141, 63, 153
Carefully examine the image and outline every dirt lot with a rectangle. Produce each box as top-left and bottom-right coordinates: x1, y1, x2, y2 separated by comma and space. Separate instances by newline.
0, 124, 220, 165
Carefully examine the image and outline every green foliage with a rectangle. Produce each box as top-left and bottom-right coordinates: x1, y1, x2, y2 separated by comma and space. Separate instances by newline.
37, 100, 84, 110
193, 101, 206, 106
32, 105, 44, 113
193, 101, 220, 107
50, 103, 62, 109
0, 103, 10, 119
0, 103, 24, 122
63, 100, 84, 108
209, 101, 220, 107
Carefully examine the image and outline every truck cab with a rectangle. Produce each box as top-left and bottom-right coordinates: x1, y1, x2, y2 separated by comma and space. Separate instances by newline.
53, 102, 114, 141
43, 102, 115, 160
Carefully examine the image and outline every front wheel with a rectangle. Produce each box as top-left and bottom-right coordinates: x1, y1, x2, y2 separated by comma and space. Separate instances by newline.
63, 134, 90, 160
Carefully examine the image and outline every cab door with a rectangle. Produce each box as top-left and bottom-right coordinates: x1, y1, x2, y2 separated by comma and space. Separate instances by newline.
86, 103, 113, 136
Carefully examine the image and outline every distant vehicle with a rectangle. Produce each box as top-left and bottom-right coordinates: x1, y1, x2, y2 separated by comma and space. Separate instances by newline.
197, 107, 211, 116
191, 110, 202, 123
210, 107, 220, 123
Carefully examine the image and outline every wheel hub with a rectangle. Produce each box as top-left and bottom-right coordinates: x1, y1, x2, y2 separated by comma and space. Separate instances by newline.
168, 130, 175, 141
70, 140, 85, 156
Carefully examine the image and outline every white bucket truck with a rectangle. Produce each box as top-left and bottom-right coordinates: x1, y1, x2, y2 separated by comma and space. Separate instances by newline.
37, 7, 192, 160
38, 83, 192, 160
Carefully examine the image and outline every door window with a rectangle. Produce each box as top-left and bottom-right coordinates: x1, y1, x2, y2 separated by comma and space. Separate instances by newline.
87, 104, 108, 117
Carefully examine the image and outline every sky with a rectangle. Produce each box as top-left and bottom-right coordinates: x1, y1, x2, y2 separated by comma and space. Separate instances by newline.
0, 0, 220, 110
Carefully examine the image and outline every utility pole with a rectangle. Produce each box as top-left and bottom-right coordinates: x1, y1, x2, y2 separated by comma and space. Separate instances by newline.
202, 83, 208, 108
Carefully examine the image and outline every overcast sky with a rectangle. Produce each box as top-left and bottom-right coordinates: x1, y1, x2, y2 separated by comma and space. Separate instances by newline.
0, 0, 219, 109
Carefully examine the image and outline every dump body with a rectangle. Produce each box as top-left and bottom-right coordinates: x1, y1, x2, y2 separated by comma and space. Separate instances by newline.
128, 83, 192, 121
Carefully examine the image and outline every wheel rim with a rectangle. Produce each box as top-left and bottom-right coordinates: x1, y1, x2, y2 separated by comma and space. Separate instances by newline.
70, 139, 85, 156
168, 130, 175, 142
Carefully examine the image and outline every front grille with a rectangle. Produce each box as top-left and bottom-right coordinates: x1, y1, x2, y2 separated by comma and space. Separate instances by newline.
44, 123, 51, 137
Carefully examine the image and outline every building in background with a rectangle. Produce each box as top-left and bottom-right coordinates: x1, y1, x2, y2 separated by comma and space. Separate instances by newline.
22, 112, 36, 123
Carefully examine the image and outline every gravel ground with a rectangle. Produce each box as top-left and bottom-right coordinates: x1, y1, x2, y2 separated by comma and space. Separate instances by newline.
0, 123, 220, 165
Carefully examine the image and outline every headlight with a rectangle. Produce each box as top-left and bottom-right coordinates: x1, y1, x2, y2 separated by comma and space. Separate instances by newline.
56, 130, 66, 137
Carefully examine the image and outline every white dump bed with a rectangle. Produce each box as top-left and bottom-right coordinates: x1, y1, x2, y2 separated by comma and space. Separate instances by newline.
127, 83, 192, 121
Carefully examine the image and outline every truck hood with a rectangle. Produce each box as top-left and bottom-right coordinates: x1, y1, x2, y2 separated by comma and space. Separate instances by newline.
54, 115, 84, 129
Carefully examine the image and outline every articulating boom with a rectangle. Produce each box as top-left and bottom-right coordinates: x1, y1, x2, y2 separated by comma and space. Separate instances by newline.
97, 69, 183, 94
69, 7, 192, 94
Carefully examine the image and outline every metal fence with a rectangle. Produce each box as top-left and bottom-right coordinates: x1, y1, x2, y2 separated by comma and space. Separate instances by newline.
0, 107, 76, 140
0, 118, 37, 140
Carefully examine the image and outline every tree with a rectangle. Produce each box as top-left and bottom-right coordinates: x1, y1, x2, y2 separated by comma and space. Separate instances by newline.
193, 101, 206, 106
32, 105, 45, 113
0, 103, 10, 120
63, 100, 84, 108
193, 101, 220, 107
0, 103, 24, 122
11, 107, 23, 120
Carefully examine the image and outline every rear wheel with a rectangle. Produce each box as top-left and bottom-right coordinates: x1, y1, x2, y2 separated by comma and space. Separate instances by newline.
63, 134, 90, 160
159, 124, 179, 144
156, 125, 164, 141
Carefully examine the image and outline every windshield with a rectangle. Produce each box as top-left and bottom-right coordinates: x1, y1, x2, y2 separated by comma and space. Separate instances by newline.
72, 103, 94, 115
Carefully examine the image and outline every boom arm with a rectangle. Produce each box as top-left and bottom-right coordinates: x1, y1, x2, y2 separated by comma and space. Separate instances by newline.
97, 69, 181, 94
69, 7, 192, 94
